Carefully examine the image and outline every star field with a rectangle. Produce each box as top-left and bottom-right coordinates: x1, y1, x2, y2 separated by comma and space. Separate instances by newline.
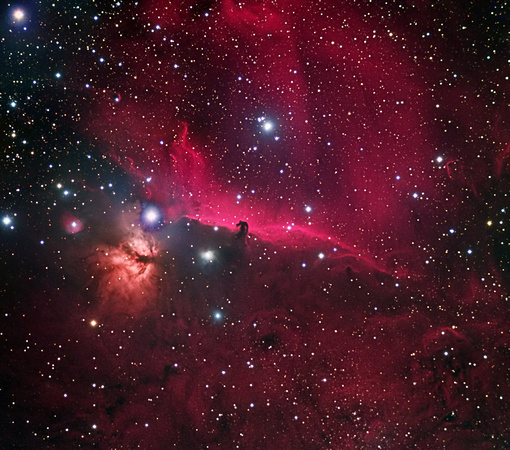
1, 0, 510, 447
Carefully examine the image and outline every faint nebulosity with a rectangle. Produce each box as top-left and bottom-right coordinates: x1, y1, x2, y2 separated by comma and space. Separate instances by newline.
1, 0, 509, 447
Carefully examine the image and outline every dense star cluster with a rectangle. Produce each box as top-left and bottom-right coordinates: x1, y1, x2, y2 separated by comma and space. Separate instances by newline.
1, 0, 509, 447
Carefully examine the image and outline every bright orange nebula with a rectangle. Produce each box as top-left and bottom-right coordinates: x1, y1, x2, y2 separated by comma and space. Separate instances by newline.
87, 230, 160, 315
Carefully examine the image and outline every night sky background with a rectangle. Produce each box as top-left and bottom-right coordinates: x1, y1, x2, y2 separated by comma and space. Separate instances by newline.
1, 0, 510, 447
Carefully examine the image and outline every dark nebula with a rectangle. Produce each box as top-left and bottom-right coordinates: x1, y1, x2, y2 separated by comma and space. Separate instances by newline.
1, 0, 510, 447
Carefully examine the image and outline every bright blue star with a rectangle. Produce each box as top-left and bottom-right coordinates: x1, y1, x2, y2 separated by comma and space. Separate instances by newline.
143, 207, 160, 223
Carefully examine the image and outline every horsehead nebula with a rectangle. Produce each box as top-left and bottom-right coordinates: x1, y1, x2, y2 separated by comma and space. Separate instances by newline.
1, 0, 509, 447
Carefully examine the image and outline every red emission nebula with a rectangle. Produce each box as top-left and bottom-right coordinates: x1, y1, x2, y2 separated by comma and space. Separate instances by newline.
1, 0, 510, 448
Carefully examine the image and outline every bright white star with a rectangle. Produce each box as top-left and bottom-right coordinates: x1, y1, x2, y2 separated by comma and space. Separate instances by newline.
145, 210, 158, 222
143, 207, 160, 224
13, 9, 25, 21
202, 250, 215, 262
